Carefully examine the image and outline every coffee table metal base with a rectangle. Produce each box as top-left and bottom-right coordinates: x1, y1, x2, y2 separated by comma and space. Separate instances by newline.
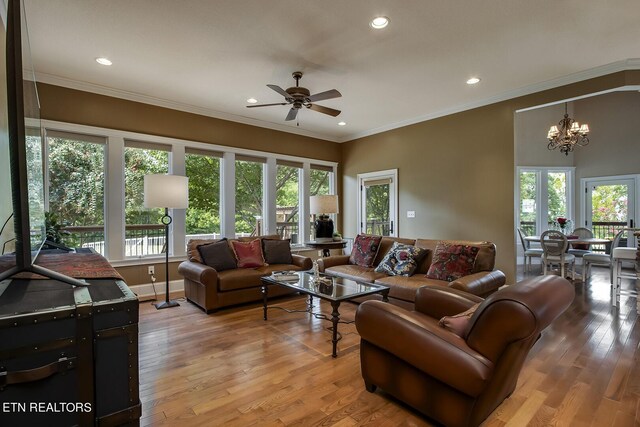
261, 284, 389, 358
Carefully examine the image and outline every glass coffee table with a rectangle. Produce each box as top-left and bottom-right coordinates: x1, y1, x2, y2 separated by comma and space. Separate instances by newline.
260, 272, 390, 357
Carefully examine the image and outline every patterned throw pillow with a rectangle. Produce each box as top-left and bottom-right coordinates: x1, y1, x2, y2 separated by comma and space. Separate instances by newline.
349, 235, 382, 267
439, 303, 480, 337
375, 242, 427, 276
231, 239, 266, 268
426, 242, 479, 282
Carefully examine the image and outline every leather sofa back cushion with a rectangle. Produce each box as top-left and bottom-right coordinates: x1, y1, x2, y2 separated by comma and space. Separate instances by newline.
231, 239, 266, 268
438, 303, 480, 337
414, 239, 496, 273
263, 239, 293, 265
349, 235, 383, 267
426, 242, 480, 282
198, 238, 238, 272
187, 239, 218, 263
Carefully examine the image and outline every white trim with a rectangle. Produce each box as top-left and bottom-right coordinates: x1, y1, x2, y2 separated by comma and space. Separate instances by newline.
515, 86, 640, 113
35, 72, 341, 143
220, 152, 236, 238
357, 169, 398, 237
263, 157, 277, 236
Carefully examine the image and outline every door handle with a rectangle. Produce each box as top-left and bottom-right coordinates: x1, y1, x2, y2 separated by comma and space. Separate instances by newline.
390, 220, 394, 235
631, 219, 635, 228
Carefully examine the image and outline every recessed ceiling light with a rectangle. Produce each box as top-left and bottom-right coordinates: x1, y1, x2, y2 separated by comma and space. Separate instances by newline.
338, 121, 346, 126
370, 16, 389, 29
247, 98, 258, 104
95, 57, 112, 66
466, 77, 481, 85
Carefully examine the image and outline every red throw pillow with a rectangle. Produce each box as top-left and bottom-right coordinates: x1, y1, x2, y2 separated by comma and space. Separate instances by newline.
231, 239, 265, 268
439, 303, 480, 337
426, 242, 479, 282
349, 234, 382, 267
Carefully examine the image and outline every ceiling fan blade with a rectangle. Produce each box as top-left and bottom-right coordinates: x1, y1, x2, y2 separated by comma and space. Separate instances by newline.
309, 104, 341, 117
307, 89, 342, 102
246, 102, 289, 108
285, 108, 299, 121
267, 84, 291, 99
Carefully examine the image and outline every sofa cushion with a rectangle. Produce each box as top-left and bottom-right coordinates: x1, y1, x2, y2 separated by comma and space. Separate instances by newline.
325, 264, 387, 283
231, 239, 266, 268
198, 238, 237, 272
374, 242, 427, 276
262, 239, 293, 265
373, 237, 417, 266
217, 268, 266, 292
349, 234, 382, 267
426, 242, 480, 282
439, 303, 480, 337
374, 275, 449, 302
187, 238, 218, 263
415, 239, 496, 273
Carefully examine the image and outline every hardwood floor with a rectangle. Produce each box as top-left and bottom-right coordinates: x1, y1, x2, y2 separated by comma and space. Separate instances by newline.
138, 266, 640, 426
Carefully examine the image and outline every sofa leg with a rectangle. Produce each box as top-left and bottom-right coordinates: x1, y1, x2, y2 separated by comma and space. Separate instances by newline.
364, 381, 377, 393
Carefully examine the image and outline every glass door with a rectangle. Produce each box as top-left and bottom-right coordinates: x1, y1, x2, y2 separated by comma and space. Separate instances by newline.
358, 170, 397, 237
586, 178, 636, 243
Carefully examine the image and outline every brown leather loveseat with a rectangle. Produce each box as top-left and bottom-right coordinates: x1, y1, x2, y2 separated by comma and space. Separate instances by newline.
318, 236, 506, 306
355, 275, 574, 427
179, 236, 313, 313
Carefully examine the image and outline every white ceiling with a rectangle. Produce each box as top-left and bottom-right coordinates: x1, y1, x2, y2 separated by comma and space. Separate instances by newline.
23, 0, 640, 143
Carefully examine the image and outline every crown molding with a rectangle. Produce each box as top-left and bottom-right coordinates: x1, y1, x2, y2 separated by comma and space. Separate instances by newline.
34, 72, 341, 143
338, 58, 640, 143
36, 59, 640, 145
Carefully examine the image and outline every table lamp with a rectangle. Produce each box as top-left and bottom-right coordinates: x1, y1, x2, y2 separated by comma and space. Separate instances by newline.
310, 195, 339, 242
144, 174, 189, 309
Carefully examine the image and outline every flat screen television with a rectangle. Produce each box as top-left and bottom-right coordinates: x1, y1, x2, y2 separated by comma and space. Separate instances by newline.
0, 0, 84, 286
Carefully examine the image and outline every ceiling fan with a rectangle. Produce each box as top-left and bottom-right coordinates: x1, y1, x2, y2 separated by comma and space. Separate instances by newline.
247, 71, 341, 122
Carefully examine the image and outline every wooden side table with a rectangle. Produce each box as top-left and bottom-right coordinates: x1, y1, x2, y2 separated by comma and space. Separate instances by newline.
306, 240, 348, 257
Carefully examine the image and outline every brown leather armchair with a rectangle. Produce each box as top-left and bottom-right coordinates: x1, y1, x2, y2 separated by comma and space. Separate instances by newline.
355, 276, 574, 427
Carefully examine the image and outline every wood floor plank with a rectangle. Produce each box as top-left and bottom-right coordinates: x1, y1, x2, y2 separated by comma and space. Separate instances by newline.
135, 266, 640, 426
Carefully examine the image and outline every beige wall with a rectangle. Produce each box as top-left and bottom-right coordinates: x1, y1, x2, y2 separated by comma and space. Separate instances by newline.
342, 71, 640, 283
37, 83, 343, 284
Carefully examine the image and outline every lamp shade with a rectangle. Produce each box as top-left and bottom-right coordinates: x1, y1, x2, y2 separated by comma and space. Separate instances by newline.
144, 174, 189, 209
310, 195, 339, 214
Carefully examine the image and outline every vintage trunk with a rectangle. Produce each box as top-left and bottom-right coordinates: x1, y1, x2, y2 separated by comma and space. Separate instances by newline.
0, 278, 140, 426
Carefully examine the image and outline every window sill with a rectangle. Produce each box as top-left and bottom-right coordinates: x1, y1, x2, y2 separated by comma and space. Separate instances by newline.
110, 255, 187, 268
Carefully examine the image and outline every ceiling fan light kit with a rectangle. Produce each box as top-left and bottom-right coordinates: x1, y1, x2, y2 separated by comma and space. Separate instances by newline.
247, 71, 342, 123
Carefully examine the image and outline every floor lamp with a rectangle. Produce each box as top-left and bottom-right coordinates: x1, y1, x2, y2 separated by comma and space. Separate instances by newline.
144, 174, 189, 310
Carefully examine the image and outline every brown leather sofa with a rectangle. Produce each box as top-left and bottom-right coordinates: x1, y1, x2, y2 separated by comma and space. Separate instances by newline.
178, 237, 313, 313
318, 237, 506, 306
355, 275, 574, 427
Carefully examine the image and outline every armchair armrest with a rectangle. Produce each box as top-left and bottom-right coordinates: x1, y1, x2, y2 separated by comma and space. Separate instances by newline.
355, 300, 493, 397
317, 255, 351, 272
178, 261, 219, 286
291, 254, 313, 270
449, 270, 506, 297
414, 285, 483, 319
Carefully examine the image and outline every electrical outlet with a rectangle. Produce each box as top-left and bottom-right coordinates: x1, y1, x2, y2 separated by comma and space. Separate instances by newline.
407, 210, 416, 218
148, 266, 155, 275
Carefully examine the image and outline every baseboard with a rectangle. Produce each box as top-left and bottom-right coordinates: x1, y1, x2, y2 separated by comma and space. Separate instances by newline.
129, 280, 184, 302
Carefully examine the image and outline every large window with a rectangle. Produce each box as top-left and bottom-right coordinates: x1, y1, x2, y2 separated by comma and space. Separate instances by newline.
185, 149, 221, 240
46, 132, 106, 254
517, 167, 574, 237
235, 157, 264, 236
124, 142, 169, 256
276, 162, 301, 243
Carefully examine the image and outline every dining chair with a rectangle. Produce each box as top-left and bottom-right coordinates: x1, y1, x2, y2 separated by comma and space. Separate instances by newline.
540, 230, 575, 279
568, 227, 594, 259
612, 228, 639, 310
517, 228, 543, 273
582, 228, 627, 285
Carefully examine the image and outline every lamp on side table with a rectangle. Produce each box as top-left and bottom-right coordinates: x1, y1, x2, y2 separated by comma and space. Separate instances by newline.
310, 195, 339, 242
144, 174, 189, 310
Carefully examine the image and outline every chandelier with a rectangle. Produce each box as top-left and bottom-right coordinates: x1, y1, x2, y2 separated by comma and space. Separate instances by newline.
547, 103, 590, 155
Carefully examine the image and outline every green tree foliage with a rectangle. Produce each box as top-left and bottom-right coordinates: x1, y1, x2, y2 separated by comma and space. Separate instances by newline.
185, 154, 220, 234
124, 147, 168, 225
365, 184, 390, 235
592, 185, 627, 222
547, 172, 567, 224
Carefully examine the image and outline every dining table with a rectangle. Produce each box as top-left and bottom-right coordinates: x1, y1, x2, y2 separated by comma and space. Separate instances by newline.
524, 235, 612, 252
